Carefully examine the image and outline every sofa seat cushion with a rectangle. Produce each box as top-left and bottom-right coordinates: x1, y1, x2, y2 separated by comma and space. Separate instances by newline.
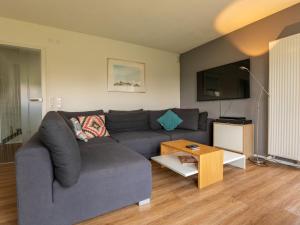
77, 136, 116, 147
157, 129, 210, 145
111, 131, 170, 158
53, 142, 151, 224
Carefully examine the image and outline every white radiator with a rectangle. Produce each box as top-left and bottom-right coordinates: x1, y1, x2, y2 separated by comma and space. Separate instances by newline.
269, 33, 300, 161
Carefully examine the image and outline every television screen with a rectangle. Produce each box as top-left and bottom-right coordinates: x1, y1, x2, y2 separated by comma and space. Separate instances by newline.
197, 59, 250, 101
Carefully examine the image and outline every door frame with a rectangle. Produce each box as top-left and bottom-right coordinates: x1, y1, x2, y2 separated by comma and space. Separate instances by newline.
0, 39, 47, 116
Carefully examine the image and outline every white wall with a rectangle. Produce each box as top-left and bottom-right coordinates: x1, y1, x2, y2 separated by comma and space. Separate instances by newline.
0, 17, 180, 113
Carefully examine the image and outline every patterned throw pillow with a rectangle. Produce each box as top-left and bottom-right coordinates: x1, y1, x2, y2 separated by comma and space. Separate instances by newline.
70, 118, 88, 142
77, 115, 110, 139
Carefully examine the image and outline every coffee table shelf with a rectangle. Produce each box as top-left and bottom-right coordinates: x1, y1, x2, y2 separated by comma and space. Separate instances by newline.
152, 152, 198, 177
151, 150, 245, 178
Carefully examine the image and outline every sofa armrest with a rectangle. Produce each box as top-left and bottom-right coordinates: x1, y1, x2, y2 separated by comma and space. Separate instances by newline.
16, 133, 54, 225
207, 118, 216, 128
207, 118, 216, 146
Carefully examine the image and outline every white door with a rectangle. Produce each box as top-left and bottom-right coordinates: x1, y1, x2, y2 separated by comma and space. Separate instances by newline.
20, 50, 42, 142
0, 45, 42, 162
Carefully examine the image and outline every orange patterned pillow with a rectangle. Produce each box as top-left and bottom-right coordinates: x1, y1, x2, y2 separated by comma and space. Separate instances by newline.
77, 115, 110, 139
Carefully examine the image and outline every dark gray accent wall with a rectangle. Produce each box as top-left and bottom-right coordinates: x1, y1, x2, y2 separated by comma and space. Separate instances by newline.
180, 4, 300, 155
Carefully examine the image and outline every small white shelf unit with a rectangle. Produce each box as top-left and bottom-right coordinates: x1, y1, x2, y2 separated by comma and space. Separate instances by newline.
213, 122, 254, 158
151, 150, 245, 177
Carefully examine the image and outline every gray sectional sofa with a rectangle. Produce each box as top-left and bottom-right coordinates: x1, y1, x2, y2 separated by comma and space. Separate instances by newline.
16, 109, 213, 225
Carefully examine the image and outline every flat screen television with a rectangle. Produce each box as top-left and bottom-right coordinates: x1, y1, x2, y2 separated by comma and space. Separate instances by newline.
197, 59, 250, 101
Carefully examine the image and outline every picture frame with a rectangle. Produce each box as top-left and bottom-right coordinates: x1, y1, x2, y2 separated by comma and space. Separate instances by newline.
107, 58, 146, 93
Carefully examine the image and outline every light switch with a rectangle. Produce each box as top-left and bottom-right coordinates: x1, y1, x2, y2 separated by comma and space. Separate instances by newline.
57, 97, 62, 109
49, 96, 55, 109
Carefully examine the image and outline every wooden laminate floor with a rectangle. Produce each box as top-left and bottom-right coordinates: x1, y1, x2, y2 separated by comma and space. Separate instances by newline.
0, 161, 300, 225
0, 144, 21, 163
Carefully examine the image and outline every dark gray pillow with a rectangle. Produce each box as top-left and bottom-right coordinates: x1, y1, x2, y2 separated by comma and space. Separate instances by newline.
149, 110, 168, 130
198, 112, 208, 131
39, 111, 81, 187
172, 108, 199, 130
106, 111, 149, 133
58, 110, 104, 130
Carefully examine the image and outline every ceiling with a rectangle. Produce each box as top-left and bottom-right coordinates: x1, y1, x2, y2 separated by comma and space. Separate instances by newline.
0, 0, 299, 53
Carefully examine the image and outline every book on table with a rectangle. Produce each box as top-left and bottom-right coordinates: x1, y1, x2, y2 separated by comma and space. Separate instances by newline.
178, 155, 198, 165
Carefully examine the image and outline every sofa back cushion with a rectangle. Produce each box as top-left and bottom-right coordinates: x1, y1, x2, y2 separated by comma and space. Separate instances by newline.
39, 111, 81, 187
198, 112, 208, 131
172, 108, 199, 130
108, 109, 143, 113
149, 110, 167, 130
58, 110, 104, 130
106, 111, 149, 133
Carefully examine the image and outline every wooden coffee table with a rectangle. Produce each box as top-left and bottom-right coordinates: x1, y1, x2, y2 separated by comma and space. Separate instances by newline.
152, 139, 224, 189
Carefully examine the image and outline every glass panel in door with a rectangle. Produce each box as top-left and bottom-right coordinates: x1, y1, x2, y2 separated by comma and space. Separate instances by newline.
0, 45, 42, 163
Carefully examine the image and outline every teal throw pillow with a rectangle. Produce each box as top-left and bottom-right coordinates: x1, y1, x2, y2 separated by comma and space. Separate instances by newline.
157, 110, 183, 131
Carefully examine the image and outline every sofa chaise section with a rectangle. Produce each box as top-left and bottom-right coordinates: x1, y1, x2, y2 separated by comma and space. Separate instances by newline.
52, 142, 151, 225
16, 135, 151, 225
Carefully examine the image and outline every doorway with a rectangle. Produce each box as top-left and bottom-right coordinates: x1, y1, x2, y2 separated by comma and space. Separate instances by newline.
0, 45, 42, 163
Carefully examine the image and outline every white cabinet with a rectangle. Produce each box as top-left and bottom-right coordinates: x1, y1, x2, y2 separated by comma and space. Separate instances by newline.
213, 122, 254, 158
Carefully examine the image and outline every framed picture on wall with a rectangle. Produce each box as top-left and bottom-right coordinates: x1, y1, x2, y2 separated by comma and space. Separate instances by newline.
107, 58, 146, 93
